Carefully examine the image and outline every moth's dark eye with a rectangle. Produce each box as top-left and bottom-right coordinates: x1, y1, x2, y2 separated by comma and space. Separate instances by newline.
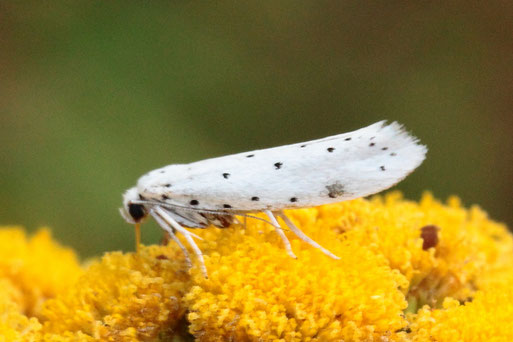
128, 203, 146, 222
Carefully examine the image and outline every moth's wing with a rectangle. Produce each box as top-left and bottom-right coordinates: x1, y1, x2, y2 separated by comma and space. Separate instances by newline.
138, 121, 426, 212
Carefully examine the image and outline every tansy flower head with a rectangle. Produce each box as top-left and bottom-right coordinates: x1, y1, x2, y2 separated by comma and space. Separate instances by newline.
0, 228, 82, 317
0, 228, 81, 341
1, 193, 513, 341
41, 245, 191, 341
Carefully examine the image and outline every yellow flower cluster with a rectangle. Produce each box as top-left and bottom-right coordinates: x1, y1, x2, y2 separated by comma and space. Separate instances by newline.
1, 193, 512, 341
0, 228, 82, 341
42, 246, 191, 341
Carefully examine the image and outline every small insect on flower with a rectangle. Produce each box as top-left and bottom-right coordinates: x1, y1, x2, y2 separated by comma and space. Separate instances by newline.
421, 224, 440, 250
120, 121, 427, 276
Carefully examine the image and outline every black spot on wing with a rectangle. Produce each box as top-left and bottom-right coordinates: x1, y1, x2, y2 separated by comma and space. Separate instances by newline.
190, 200, 199, 205
327, 147, 335, 152
274, 162, 283, 169
381, 147, 388, 151
162, 194, 169, 200
345, 137, 351, 141
222, 173, 230, 179
300, 144, 306, 148
380, 166, 386, 171
223, 204, 232, 209
251, 196, 259, 201
290, 197, 298, 202
246, 154, 255, 158
369, 142, 375, 147
326, 182, 345, 198
164, 183, 172, 187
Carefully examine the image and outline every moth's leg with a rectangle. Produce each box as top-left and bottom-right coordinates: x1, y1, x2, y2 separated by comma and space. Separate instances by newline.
167, 231, 194, 269
151, 211, 192, 269
154, 207, 208, 277
275, 211, 340, 260
263, 210, 297, 259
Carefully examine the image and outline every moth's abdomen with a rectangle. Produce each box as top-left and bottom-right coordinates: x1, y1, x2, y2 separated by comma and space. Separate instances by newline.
200, 213, 234, 228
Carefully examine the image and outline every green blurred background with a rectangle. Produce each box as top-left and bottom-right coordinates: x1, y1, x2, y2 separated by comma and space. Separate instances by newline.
1, 1, 512, 257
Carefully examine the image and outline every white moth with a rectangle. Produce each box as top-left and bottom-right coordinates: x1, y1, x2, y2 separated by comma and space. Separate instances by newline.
120, 121, 426, 276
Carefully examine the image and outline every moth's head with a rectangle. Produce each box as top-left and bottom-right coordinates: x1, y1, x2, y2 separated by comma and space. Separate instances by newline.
120, 187, 148, 224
